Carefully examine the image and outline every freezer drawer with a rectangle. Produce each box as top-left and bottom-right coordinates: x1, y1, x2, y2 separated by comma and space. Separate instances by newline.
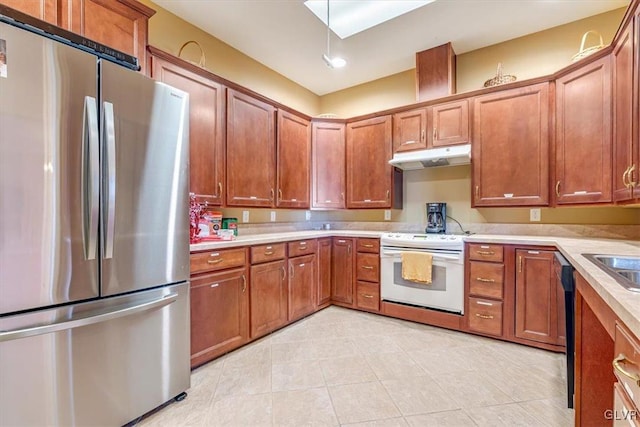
0, 282, 190, 426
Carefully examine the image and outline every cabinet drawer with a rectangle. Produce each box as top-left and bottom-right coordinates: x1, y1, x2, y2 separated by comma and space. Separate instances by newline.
469, 261, 504, 299
469, 244, 504, 262
357, 238, 380, 253
614, 323, 640, 410
191, 248, 247, 274
614, 383, 640, 427
251, 243, 286, 264
287, 239, 318, 257
468, 297, 503, 337
356, 281, 380, 312
356, 253, 379, 282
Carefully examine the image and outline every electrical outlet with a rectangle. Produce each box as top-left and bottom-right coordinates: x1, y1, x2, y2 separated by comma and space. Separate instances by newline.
270, 211, 276, 222
242, 211, 249, 223
530, 208, 541, 222
305, 210, 311, 221
384, 210, 391, 221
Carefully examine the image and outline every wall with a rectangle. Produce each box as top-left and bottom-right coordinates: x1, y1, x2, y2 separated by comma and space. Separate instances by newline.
319, 7, 626, 117
139, 0, 320, 116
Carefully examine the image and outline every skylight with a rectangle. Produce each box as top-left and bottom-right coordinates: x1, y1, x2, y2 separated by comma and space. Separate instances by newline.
304, 0, 436, 39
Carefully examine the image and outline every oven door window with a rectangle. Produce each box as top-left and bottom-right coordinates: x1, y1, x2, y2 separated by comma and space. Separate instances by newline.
393, 262, 446, 291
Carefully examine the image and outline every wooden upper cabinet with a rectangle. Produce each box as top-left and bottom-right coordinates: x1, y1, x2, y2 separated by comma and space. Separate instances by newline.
613, 22, 636, 203
392, 100, 468, 154
415, 42, 456, 102
635, 5, 640, 200
555, 56, 612, 205
226, 89, 276, 207
347, 115, 401, 208
150, 51, 225, 205
393, 108, 427, 153
2, 0, 58, 24
430, 99, 469, 147
277, 110, 311, 209
311, 120, 346, 209
472, 83, 550, 207
60, 0, 155, 74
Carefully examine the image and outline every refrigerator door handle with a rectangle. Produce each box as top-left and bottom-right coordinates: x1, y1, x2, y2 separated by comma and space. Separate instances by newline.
0, 293, 179, 342
102, 101, 116, 259
82, 96, 99, 260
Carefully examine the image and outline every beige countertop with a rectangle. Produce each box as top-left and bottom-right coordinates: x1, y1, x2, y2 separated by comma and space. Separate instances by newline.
191, 230, 640, 339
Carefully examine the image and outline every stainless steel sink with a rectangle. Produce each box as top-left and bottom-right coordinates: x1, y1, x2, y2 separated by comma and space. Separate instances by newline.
583, 254, 640, 293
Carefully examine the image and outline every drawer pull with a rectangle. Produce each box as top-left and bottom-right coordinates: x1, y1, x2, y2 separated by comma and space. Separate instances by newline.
266, 246, 272, 250
299, 242, 307, 246
475, 313, 494, 320
362, 294, 374, 299
299, 263, 305, 268
362, 244, 374, 248
264, 251, 274, 255
475, 277, 495, 283
338, 240, 346, 243
207, 259, 223, 264
477, 251, 495, 256
613, 354, 640, 386
362, 266, 374, 270
528, 251, 539, 255
210, 283, 219, 288
241, 275, 246, 293
476, 301, 493, 306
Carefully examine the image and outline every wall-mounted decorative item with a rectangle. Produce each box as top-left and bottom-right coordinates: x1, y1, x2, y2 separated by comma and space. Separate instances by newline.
178, 40, 206, 68
483, 63, 517, 88
571, 30, 605, 62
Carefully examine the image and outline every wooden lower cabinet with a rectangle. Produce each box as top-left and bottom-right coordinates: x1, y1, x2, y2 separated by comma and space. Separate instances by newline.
468, 297, 503, 337
317, 238, 332, 307
331, 238, 354, 306
250, 260, 287, 339
356, 281, 380, 312
288, 254, 317, 322
515, 249, 565, 346
190, 266, 249, 368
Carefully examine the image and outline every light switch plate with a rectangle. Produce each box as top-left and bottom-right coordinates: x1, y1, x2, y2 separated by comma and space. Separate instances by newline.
384, 210, 391, 221
270, 211, 276, 222
305, 210, 311, 221
242, 211, 250, 223
530, 208, 541, 222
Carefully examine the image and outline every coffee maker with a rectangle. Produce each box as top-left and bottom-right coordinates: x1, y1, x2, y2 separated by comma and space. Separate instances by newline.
426, 203, 446, 234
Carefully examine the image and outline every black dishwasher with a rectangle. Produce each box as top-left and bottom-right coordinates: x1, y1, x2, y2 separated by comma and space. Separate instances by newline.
554, 252, 575, 409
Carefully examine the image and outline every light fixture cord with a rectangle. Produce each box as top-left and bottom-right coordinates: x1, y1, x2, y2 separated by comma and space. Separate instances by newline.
326, 0, 331, 57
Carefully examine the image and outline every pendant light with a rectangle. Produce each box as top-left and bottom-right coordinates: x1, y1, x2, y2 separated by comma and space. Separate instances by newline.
322, 0, 346, 68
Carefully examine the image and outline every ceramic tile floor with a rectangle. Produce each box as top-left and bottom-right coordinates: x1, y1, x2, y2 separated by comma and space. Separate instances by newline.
137, 306, 574, 426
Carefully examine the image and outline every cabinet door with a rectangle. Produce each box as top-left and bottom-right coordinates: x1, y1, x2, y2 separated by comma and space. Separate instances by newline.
555, 57, 612, 204
317, 238, 332, 307
277, 110, 311, 208
190, 267, 249, 367
288, 254, 316, 322
226, 89, 276, 207
515, 250, 562, 345
331, 238, 354, 305
472, 83, 550, 206
151, 54, 225, 205
613, 23, 635, 202
311, 120, 346, 209
1, 0, 58, 24
430, 99, 469, 147
60, 0, 154, 73
250, 260, 287, 339
392, 108, 427, 153
346, 115, 395, 208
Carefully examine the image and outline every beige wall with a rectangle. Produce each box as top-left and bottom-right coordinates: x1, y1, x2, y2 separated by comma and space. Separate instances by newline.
140, 0, 320, 116
142, 1, 638, 226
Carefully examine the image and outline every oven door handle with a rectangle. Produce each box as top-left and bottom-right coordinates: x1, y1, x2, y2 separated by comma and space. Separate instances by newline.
380, 250, 461, 261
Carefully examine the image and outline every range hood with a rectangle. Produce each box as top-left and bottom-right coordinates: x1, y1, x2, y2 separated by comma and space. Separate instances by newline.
388, 144, 471, 170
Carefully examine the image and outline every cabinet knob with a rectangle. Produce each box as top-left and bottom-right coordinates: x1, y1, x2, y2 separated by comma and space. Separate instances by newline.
555, 181, 561, 197
613, 354, 640, 386
241, 275, 246, 292
278, 188, 283, 201
218, 182, 223, 197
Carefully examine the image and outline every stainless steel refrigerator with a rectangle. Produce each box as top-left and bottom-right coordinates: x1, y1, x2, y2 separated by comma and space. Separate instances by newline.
0, 11, 191, 427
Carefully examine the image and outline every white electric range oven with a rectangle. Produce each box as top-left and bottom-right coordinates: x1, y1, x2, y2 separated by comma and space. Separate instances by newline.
380, 233, 464, 314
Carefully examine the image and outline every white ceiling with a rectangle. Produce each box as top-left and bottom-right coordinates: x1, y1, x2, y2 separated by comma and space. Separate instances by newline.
155, 0, 630, 96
